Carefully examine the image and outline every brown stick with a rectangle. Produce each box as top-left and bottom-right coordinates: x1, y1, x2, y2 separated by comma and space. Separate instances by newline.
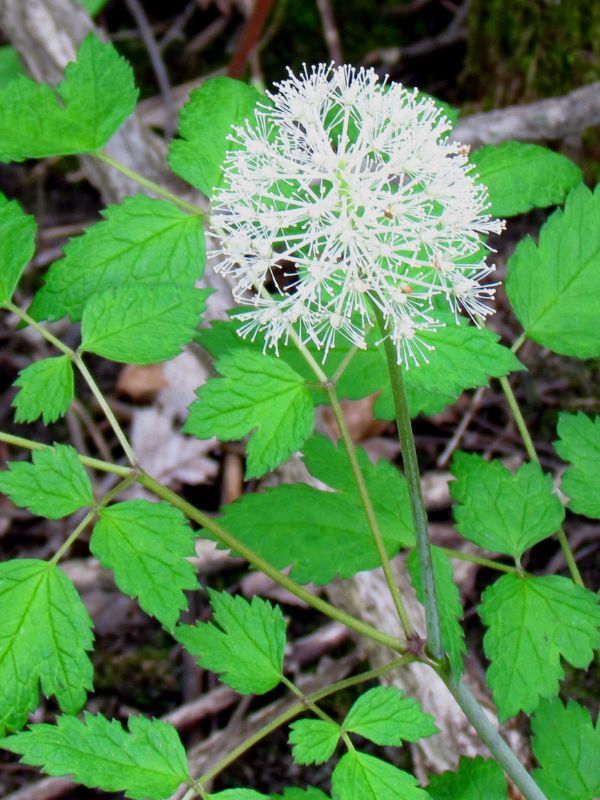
227, 0, 275, 79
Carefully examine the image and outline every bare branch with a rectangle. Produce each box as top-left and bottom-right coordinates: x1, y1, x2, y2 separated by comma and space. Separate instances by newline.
316, 0, 344, 64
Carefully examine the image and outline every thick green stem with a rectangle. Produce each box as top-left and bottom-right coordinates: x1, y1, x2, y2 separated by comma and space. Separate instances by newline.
137, 470, 407, 653
379, 329, 442, 658
95, 151, 205, 216
499, 374, 583, 587
448, 680, 549, 800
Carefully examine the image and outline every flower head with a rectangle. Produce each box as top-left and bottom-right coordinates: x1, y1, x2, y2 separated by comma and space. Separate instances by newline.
210, 64, 504, 365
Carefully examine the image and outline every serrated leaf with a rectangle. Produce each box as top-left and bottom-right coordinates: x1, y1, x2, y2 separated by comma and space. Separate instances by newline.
198, 316, 522, 419
479, 574, 600, 720
554, 413, 600, 519
408, 546, 466, 677
184, 349, 314, 478
218, 435, 413, 585
506, 183, 600, 358
288, 719, 340, 765
30, 196, 206, 322
80, 284, 209, 364
0, 443, 93, 518
532, 699, 600, 800
471, 141, 582, 217
343, 686, 438, 746
169, 76, 263, 197
91, 500, 199, 631
12, 356, 74, 424
450, 452, 564, 561
176, 590, 286, 695
0, 34, 137, 162
272, 789, 329, 800
0, 46, 24, 89
332, 751, 430, 800
0, 193, 36, 305
0, 560, 93, 734
1, 713, 190, 800
374, 320, 524, 419
427, 756, 507, 800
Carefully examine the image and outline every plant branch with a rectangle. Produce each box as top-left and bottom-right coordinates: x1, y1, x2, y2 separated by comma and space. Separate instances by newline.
95, 151, 204, 216
439, 547, 520, 575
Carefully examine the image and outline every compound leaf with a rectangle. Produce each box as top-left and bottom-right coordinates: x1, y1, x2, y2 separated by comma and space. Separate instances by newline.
184, 350, 314, 478
427, 756, 507, 800
176, 591, 286, 695
12, 355, 74, 424
30, 196, 206, 322
450, 452, 564, 560
81, 284, 209, 364
532, 699, 600, 800
0, 34, 137, 161
0, 443, 93, 518
332, 751, 430, 800
0, 193, 36, 305
343, 686, 438, 746
471, 141, 582, 217
408, 546, 466, 677
1, 713, 190, 800
554, 413, 600, 519
479, 574, 600, 720
218, 436, 413, 585
288, 719, 340, 765
91, 500, 199, 631
0, 560, 93, 734
169, 76, 263, 197
506, 183, 600, 358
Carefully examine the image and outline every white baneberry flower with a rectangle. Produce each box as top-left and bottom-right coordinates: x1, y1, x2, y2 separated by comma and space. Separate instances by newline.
210, 63, 504, 365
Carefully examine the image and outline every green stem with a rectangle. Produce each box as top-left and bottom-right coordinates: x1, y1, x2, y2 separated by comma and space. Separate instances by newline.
285, 325, 415, 640
197, 655, 414, 788
511, 331, 527, 354
281, 675, 355, 749
95, 151, 205, 216
6, 301, 72, 356
378, 322, 442, 658
137, 470, 407, 653
447, 680, 549, 800
326, 385, 416, 640
74, 353, 138, 467
499, 374, 584, 587
49, 474, 135, 565
439, 547, 519, 575
0, 431, 132, 477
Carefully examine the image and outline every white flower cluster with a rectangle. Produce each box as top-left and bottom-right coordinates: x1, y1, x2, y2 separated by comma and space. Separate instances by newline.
210, 64, 504, 365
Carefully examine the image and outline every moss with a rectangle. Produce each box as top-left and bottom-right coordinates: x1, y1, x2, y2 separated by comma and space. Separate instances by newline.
463, 0, 600, 106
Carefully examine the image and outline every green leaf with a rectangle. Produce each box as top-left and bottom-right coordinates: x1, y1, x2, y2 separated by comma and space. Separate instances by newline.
374, 320, 524, 419
30, 196, 206, 322
332, 751, 430, 800
506, 183, 600, 358
169, 76, 263, 197
408, 546, 466, 677
343, 686, 438, 746
0, 560, 93, 734
479, 574, 600, 720
532, 699, 600, 800
471, 142, 582, 217
450, 452, 564, 560
427, 756, 507, 800
271, 789, 329, 800
0, 46, 24, 89
176, 590, 286, 695
91, 500, 199, 631
75, 0, 109, 14
0, 443, 93, 518
12, 356, 74, 424
184, 349, 314, 478
209, 792, 269, 800
0, 34, 137, 161
288, 719, 340, 765
0, 193, 36, 305
218, 435, 413, 584
1, 713, 190, 800
80, 284, 209, 364
554, 413, 600, 519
